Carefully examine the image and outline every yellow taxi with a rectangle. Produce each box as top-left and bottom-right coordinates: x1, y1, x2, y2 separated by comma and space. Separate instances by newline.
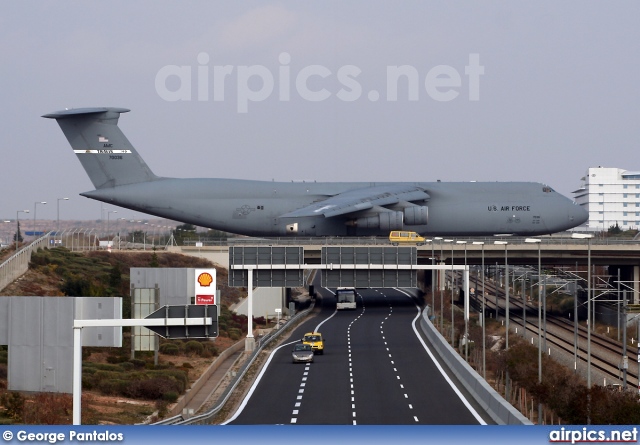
301, 332, 324, 355
389, 230, 426, 246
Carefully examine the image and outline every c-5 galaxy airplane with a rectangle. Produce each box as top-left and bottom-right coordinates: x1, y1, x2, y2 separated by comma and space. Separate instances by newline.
43, 107, 588, 237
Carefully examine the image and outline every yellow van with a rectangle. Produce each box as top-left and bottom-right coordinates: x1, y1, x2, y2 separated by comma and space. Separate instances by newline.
389, 231, 426, 246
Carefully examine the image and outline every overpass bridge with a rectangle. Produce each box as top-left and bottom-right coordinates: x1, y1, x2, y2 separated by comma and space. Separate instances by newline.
172, 236, 640, 299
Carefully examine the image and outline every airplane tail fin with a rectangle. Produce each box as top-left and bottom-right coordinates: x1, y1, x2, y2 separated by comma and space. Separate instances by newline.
43, 107, 159, 189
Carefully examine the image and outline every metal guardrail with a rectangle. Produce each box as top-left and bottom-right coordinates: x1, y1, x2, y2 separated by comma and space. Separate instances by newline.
152, 300, 315, 425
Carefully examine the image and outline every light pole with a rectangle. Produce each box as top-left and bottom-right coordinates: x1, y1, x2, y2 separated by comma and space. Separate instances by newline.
572, 233, 593, 389
33, 201, 47, 239
473, 241, 485, 378
457, 240, 468, 359
107, 211, 118, 247
15, 210, 29, 251
525, 237, 542, 423
495, 240, 509, 398
429, 238, 435, 320
444, 239, 454, 344
2, 220, 10, 247
434, 237, 444, 330
57, 198, 69, 235
117, 218, 126, 250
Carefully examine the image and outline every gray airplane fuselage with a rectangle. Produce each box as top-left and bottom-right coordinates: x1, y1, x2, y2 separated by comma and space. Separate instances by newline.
83, 178, 585, 237
43, 107, 587, 238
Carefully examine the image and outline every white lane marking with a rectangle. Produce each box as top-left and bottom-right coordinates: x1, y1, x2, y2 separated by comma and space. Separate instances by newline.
414, 416, 419, 422
291, 418, 297, 423
393, 287, 488, 425
293, 410, 299, 415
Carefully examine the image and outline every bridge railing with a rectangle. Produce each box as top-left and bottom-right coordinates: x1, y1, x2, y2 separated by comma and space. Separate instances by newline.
0, 233, 53, 292
182, 234, 640, 248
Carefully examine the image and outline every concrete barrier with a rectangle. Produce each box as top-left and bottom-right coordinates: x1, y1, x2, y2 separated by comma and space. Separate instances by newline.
419, 309, 532, 425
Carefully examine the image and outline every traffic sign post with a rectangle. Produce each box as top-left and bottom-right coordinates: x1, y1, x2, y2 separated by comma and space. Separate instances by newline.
72, 305, 217, 425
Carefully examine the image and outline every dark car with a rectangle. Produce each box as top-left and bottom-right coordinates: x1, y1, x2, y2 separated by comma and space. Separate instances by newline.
292, 343, 314, 363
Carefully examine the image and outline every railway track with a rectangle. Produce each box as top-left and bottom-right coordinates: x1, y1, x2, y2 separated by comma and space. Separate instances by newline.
450, 271, 639, 389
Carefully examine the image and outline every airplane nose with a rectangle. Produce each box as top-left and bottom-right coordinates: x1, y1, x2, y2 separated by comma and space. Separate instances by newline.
570, 203, 589, 226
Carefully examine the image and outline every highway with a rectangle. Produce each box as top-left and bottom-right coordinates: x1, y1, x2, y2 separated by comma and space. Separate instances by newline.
225, 287, 491, 425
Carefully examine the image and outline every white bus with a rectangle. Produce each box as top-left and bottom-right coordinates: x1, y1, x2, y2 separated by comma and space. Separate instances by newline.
336, 287, 357, 310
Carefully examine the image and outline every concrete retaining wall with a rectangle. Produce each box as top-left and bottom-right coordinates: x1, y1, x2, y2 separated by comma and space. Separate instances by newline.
419, 309, 532, 425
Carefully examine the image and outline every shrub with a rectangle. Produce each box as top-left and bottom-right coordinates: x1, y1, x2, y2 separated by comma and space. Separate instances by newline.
184, 341, 204, 356
163, 391, 179, 403
228, 328, 241, 341
97, 379, 128, 396
159, 343, 180, 356
0, 392, 24, 421
118, 362, 134, 371
129, 359, 146, 369
124, 377, 182, 400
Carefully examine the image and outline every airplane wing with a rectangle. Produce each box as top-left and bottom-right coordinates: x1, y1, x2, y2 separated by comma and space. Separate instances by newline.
280, 184, 430, 218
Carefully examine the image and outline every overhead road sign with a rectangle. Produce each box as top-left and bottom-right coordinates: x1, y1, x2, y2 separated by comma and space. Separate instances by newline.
144, 304, 218, 339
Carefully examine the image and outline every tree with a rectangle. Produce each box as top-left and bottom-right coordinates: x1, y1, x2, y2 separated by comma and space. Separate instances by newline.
149, 249, 159, 267
608, 223, 622, 235
13, 221, 23, 246
172, 223, 197, 246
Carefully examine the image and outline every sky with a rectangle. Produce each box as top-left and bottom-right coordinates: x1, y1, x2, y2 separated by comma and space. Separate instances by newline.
1, 1, 639, 223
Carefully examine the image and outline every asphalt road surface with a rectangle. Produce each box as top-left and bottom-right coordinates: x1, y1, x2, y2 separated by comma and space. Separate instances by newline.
225, 287, 488, 425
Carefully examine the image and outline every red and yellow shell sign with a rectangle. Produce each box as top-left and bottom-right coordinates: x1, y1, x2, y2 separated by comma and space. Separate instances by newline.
197, 272, 213, 287
195, 268, 216, 305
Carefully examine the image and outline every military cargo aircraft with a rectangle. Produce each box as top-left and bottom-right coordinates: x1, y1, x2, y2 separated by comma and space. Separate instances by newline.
43, 107, 587, 237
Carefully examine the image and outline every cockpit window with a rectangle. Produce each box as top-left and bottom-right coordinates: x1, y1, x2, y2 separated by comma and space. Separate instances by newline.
542, 186, 555, 193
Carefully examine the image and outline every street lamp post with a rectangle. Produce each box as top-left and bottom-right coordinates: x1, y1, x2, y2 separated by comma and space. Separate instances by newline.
446, 239, 454, 345
57, 198, 69, 235
428, 239, 434, 319
473, 241, 485, 378
572, 233, 593, 389
434, 237, 444, 330
525, 237, 542, 424
15, 210, 29, 251
33, 201, 47, 239
457, 240, 468, 360
495, 240, 509, 398
107, 211, 118, 247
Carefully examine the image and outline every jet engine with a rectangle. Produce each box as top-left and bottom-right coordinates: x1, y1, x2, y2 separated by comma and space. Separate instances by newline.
353, 211, 404, 230
403, 206, 428, 225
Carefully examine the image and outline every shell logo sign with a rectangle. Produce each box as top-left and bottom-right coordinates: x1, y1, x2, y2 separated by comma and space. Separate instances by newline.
195, 268, 216, 305
198, 272, 213, 287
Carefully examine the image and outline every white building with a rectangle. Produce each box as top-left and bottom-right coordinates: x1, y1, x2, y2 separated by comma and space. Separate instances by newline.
573, 167, 640, 232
